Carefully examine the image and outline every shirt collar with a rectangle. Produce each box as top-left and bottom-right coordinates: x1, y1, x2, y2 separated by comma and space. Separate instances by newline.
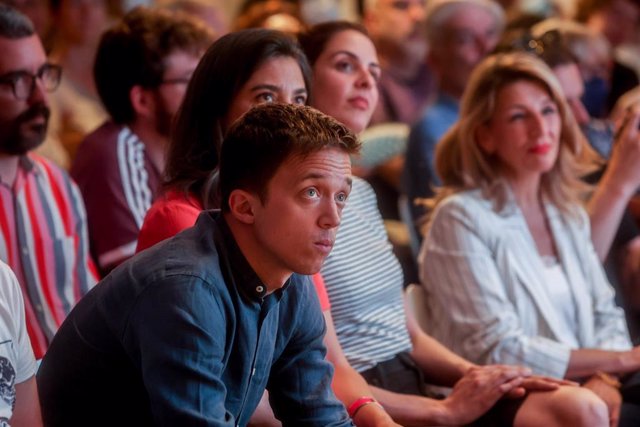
0, 154, 38, 190
211, 212, 291, 302
19, 154, 36, 172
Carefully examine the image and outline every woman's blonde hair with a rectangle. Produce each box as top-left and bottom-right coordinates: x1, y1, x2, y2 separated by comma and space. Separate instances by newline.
428, 52, 597, 219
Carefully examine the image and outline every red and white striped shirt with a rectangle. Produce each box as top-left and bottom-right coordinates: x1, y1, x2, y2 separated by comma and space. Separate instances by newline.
0, 155, 98, 358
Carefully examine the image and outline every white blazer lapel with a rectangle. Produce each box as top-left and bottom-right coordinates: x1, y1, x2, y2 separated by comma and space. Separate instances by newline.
498, 200, 569, 342
545, 203, 594, 347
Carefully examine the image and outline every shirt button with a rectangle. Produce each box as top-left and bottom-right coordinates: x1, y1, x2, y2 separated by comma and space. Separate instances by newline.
22, 247, 28, 255
256, 285, 264, 293
35, 304, 43, 312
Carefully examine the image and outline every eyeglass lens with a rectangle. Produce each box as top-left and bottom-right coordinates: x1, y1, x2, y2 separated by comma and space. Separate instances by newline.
13, 65, 61, 99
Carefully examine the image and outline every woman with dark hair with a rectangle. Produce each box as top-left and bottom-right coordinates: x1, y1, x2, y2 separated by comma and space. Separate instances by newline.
298, 21, 379, 133
300, 19, 407, 227
136, 28, 310, 251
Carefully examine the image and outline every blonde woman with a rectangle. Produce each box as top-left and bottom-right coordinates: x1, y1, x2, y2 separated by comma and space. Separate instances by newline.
420, 51, 640, 426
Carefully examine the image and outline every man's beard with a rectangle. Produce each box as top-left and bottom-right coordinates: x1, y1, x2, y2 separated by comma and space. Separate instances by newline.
0, 103, 50, 155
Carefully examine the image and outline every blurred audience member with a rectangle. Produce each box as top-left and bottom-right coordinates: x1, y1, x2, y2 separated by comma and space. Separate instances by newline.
402, 0, 504, 238
576, 0, 640, 114
611, 87, 640, 123
0, 0, 69, 168
71, 7, 213, 275
361, 0, 432, 222
362, 0, 432, 126
503, 10, 544, 33
161, 0, 228, 35
234, 0, 305, 34
0, 4, 97, 359
0, 0, 53, 50
532, 19, 612, 119
577, 0, 639, 48
48, 0, 122, 160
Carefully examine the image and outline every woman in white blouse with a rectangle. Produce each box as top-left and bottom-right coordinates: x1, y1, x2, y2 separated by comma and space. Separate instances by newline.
420, 51, 640, 426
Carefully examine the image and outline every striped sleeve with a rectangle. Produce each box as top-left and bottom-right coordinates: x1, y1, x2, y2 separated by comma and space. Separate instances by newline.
73, 126, 157, 271
116, 129, 153, 230
92, 128, 155, 268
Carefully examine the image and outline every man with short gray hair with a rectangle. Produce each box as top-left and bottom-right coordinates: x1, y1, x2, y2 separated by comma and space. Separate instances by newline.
402, 0, 505, 233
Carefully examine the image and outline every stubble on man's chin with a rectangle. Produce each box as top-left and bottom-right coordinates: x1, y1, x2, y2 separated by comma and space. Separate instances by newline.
0, 104, 50, 155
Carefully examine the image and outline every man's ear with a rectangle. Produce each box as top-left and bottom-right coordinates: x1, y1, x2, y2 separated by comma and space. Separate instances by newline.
228, 189, 258, 225
475, 123, 495, 154
129, 85, 155, 120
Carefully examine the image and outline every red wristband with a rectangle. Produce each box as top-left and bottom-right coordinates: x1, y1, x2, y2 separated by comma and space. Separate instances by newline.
347, 396, 378, 419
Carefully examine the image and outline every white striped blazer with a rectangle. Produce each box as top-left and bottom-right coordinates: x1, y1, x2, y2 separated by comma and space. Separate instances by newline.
419, 188, 631, 378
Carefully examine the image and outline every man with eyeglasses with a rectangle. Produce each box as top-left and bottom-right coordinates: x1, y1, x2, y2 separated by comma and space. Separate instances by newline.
70, 7, 213, 275
0, 3, 98, 361
402, 0, 505, 239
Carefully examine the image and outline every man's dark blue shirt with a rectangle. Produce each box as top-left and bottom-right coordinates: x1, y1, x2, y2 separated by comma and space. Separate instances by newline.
37, 211, 352, 426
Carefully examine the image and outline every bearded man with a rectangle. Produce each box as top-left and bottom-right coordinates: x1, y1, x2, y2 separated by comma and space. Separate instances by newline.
71, 7, 213, 274
0, 3, 98, 359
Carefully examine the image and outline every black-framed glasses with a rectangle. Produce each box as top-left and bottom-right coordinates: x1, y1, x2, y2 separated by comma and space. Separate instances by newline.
0, 63, 62, 100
